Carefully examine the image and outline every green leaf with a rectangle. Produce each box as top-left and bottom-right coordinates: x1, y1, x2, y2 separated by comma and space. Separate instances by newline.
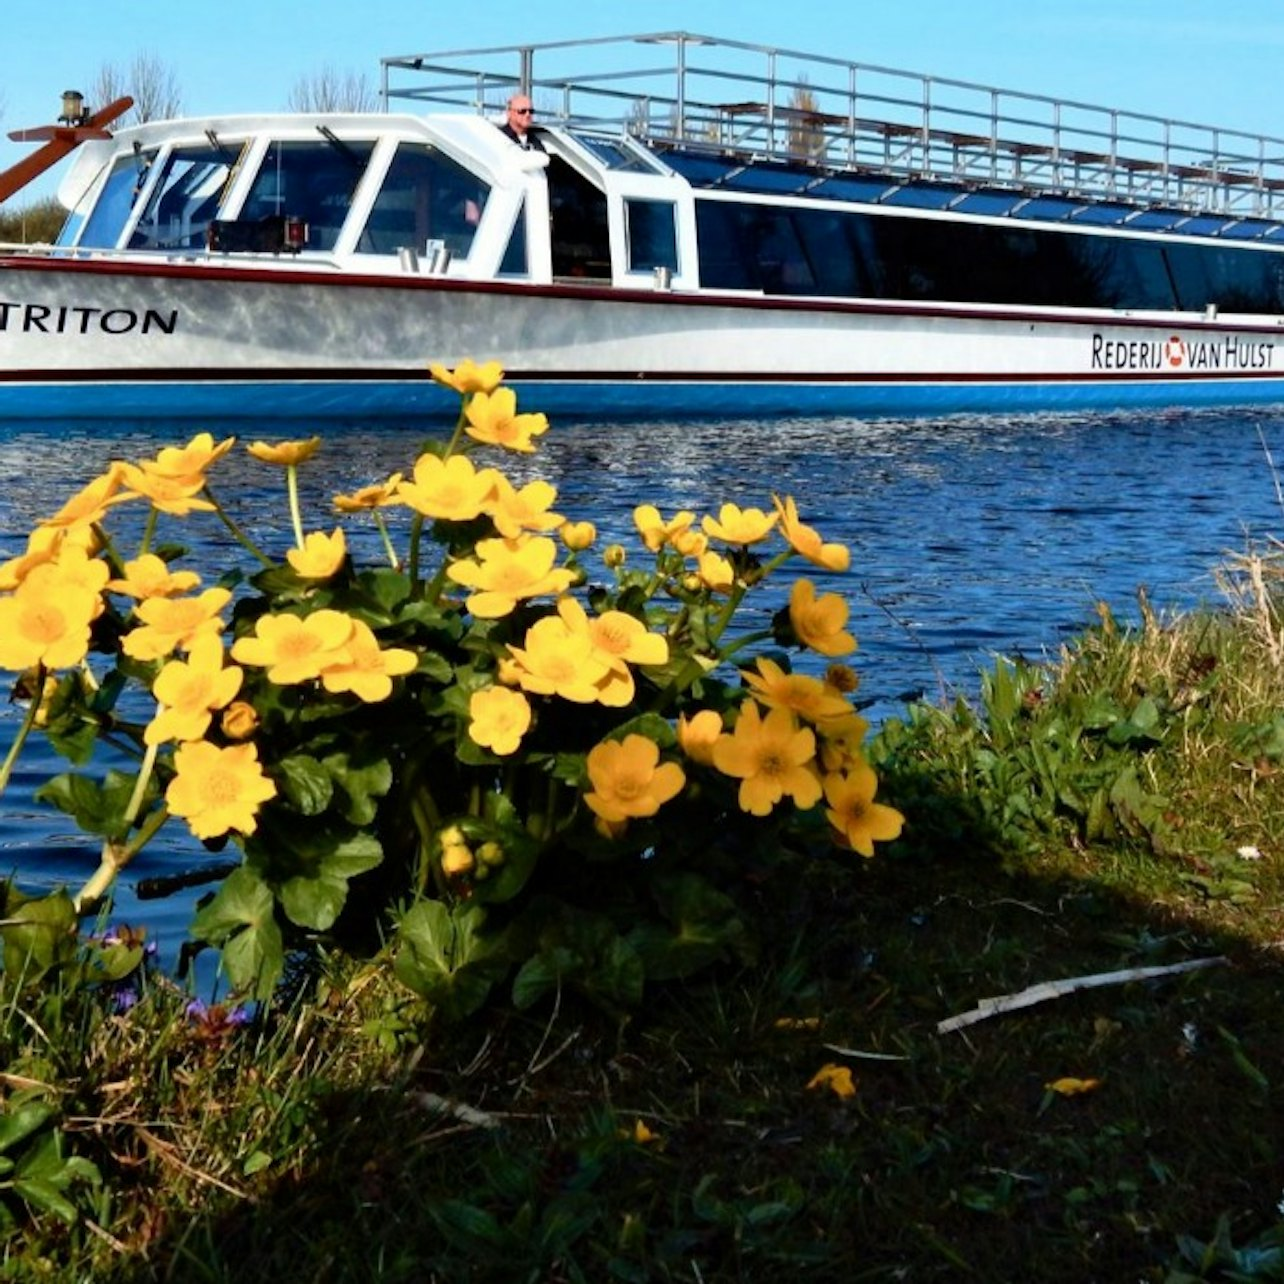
356, 567, 413, 612
12, 1177, 78, 1225
1, 890, 77, 980
277, 831, 383, 931
393, 900, 506, 1021
0, 1104, 55, 1155
33, 770, 139, 840
275, 754, 334, 816
191, 867, 284, 1000
322, 751, 392, 826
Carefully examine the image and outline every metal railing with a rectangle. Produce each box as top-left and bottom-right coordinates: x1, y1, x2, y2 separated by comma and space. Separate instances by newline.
380, 32, 1284, 220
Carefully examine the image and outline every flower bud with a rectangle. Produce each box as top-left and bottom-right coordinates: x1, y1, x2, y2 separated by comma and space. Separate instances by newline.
560, 520, 596, 552
440, 842, 474, 877
603, 543, 626, 569
220, 700, 260, 741
439, 825, 466, 848
477, 840, 505, 867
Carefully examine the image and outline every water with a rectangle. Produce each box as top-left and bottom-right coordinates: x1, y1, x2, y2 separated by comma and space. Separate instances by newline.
2, 405, 1282, 956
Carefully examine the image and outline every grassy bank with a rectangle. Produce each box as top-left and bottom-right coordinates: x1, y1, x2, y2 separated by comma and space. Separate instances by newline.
4, 544, 1283, 1283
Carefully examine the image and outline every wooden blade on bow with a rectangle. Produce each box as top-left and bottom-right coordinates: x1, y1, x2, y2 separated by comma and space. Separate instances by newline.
0, 96, 133, 205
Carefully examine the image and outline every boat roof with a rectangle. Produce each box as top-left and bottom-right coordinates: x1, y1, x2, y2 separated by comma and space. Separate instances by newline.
379, 31, 1284, 229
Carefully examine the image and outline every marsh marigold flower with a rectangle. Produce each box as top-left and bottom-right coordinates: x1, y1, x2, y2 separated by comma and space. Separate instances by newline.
145, 634, 244, 746
288, 528, 347, 580
560, 520, 596, 552
773, 494, 850, 572
822, 762, 904, 856
633, 504, 696, 553
696, 550, 735, 593
246, 436, 322, 466
677, 709, 723, 764
166, 740, 277, 840
557, 596, 668, 706
107, 553, 200, 600
220, 700, 260, 741
702, 502, 778, 546
333, 473, 404, 512
0, 561, 104, 672
788, 579, 856, 657
806, 1063, 857, 1099
584, 734, 686, 824
816, 713, 871, 773
318, 619, 417, 703
39, 468, 129, 533
506, 613, 613, 704
464, 387, 550, 453
396, 452, 501, 523
468, 685, 532, 756
489, 476, 563, 539
429, 358, 504, 395
117, 464, 216, 516
136, 431, 235, 485
121, 587, 232, 662
742, 656, 851, 724
712, 701, 821, 817
232, 609, 355, 685
447, 535, 575, 619
0, 526, 99, 591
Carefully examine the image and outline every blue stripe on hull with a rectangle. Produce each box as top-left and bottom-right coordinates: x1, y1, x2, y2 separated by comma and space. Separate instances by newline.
3, 377, 1284, 421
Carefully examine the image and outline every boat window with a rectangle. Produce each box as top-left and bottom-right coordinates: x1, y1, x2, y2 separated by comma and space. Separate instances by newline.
128, 143, 238, 250
74, 150, 157, 249
625, 199, 677, 272
568, 132, 661, 173
240, 140, 375, 252
1164, 242, 1284, 311
498, 203, 528, 275
547, 156, 610, 280
355, 143, 489, 260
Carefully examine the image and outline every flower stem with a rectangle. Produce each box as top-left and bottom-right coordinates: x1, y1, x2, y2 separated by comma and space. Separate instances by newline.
374, 513, 400, 570
286, 465, 305, 550
0, 664, 43, 797
202, 485, 274, 567
441, 398, 470, 458
75, 739, 160, 912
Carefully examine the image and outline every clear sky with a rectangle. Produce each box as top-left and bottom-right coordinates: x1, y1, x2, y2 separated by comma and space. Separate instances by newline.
5, 0, 1284, 206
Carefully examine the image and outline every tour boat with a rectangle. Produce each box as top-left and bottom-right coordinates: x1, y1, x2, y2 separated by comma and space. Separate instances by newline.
5, 32, 1284, 419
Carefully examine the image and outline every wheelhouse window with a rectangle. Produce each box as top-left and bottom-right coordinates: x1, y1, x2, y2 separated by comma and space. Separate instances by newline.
72, 149, 158, 249
356, 143, 490, 260
239, 139, 375, 251
625, 199, 677, 273
128, 142, 239, 250
498, 202, 529, 276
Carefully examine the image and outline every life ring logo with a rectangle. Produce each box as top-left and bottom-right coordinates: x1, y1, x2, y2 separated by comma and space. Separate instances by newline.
1164, 335, 1187, 368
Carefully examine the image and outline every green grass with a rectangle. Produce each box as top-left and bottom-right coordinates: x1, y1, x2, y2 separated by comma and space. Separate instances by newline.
5, 551, 1284, 1282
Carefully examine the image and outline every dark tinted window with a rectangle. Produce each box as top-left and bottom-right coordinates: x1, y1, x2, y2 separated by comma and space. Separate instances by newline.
625, 200, 677, 272
241, 140, 374, 251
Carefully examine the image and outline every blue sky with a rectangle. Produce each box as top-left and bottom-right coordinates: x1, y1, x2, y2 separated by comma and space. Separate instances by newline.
5, 0, 1284, 206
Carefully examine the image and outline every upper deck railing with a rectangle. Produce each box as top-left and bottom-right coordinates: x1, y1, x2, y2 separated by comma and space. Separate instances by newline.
381, 32, 1284, 221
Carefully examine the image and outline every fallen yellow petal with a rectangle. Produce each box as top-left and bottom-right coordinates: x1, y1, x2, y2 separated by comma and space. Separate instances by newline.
806, 1063, 857, 1099
1044, 1076, 1102, 1096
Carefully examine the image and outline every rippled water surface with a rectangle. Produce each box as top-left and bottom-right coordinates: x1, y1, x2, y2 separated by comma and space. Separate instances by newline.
3, 405, 1282, 950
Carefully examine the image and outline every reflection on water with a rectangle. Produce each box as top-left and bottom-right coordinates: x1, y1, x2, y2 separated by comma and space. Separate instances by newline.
2, 405, 1282, 949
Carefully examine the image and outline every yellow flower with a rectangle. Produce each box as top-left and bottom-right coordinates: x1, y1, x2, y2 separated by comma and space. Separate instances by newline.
121, 588, 232, 662
603, 543, 626, 569
507, 614, 613, 703
117, 463, 216, 515
145, 635, 244, 746
220, 700, 260, 741
429, 358, 504, 395
464, 387, 550, 453
136, 432, 236, 485
677, 709, 723, 765
0, 527, 96, 590
560, 520, 596, 552
39, 468, 130, 533
773, 494, 850, 572
822, 763, 904, 857
318, 619, 418, 702
246, 436, 322, 466
701, 502, 778, 545
447, 535, 575, 619
824, 663, 860, 694
395, 453, 501, 522
165, 740, 277, 840
557, 596, 668, 706
816, 714, 871, 773
711, 701, 821, 817
1045, 1077, 1103, 1097
489, 476, 563, 539
440, 836, 475, 877
0, 562, 102, 672
287, 528, 347, 580
789, 579, 856, 657
742, 657, 852, 724
38, 545, 110, 620
106, 553, 201, 600
632, 504, 695, 552
806, 1063, 857, 1099
584, 734, 685, 824
671, 526, 708, 558
231, 609, 356, 685
696, 550, 735, 593
468, 686, 532, 756
333, 474, 404, 512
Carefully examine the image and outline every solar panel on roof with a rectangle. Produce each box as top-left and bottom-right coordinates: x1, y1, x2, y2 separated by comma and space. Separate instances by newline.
1218, 219, 1277, 240
951, 192, 1023, 215
1126, 209, 1186, 230
883, 183, 968, 209
657, 152, 739, 186
723, 165, 816, 194
1067, 203, 1136, 225
1012, 196, 1080, 220
808, 174, 899, 202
